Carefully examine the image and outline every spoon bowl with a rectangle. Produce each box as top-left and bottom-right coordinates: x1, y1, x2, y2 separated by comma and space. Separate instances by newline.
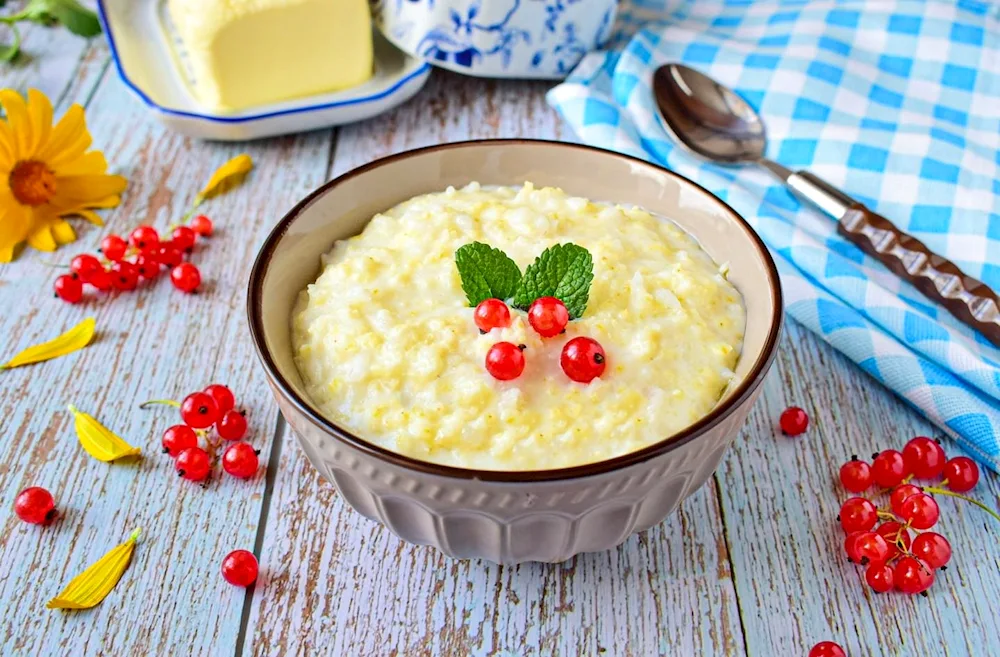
652, 63, 766, 164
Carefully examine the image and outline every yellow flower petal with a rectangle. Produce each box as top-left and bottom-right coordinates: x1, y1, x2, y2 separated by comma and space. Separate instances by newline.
68, 405, 142, 462
195, 154, 253, 204
0, 198, 30, 259
52, 174, 127, 206
0, 89, 32, 159
33, 104, 85, 163
53, 151, 108, 177
27, 89, 53, 156
1, 317, 96, 369
26, 222, 58, 251
50, 218, 77, 244
0, 120, 15, 171
47, 528, 141, 610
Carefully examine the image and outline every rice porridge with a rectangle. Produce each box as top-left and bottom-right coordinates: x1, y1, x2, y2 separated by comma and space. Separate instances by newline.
292, 182, 745, 470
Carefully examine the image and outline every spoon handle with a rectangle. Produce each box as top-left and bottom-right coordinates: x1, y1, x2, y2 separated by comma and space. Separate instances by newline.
785, 170, 1000, 347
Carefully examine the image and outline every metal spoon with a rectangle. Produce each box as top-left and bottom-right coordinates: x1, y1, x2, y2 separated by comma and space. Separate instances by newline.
653, 62, 1000, 347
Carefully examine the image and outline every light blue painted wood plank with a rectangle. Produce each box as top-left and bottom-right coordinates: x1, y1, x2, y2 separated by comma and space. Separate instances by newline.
0, 65, 334, 654
719, 319, 1000, 657
241, 71, 746, 657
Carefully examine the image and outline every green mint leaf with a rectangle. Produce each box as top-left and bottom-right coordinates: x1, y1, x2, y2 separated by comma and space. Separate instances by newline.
455, 242, 522, 307
27, 0, 100, 37
512, 243, 594, 319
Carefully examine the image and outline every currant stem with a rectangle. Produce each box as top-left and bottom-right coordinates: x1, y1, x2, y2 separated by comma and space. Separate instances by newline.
139, 399, 181, 409
923, 486, 1000, 523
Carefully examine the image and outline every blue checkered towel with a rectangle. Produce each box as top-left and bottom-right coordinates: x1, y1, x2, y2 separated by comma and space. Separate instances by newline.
547, 0, 1000, 471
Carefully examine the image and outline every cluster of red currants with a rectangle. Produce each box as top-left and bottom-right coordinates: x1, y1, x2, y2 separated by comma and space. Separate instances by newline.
53, 215, 214, 303
157, 384, 260, 483
475, 297, 606, 383
837, 436, 983, 596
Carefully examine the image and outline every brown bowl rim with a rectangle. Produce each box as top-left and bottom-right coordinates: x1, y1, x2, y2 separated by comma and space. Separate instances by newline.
247, 138, 783, 483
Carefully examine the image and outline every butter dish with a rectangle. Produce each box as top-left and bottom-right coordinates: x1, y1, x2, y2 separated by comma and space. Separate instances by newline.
97, 0, 431, 141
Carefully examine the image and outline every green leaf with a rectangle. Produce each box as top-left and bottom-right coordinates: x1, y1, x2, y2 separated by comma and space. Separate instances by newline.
512, 243, 594, 319
454, 242, 522, 307
0, 22, 20, 62
25, 0, 100, 37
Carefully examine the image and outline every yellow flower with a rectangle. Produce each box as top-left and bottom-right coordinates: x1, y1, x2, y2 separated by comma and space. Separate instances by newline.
0, 89, 127, 262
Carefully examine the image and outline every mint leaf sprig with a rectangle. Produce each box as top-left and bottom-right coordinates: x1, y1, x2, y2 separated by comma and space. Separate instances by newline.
455, 242, 523, 307
455, 242, 595, 320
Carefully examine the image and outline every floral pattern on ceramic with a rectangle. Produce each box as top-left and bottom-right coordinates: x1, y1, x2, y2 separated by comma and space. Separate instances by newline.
370, 0, 619, 79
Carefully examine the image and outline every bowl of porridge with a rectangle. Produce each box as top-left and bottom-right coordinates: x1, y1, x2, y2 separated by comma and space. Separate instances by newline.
248, 140, 782, 563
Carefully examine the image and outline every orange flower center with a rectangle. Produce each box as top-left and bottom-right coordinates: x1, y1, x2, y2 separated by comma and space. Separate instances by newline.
9, 160, 57, 206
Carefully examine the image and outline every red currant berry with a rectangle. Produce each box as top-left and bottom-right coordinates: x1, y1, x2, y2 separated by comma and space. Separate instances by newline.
204, 384, 236, 413
560, 337, 606, 383
171, 226, 197, 251
170, 263, 201, 293
894, 556, 934, 594
871, 449, 907, 487
865, 563, 894, 593
889, 483, 922, 516
175, 447, 211, 481
527, 296, 569, 338
90, 268, 113, 292
54, 274, 83, 303
808, 642, 846, 657
911, 532, 951, 570
129, 225, 159, 251
221, 549, 258, 586
778, 406, 808, 436
942, 456, 979, 492
899, 493, 939, 530
13, 486, 56, 524
99, 234, 128, 261
854, 531, 890, 565
903, 436, 946, 479
217, 410, 248, 441
110, 261, 139, 291
877, 521, 911, 560
180, 391, 220, 428
162, 424, 198, 456
191, 215, 214, 237
70, 254, 103, 283
844, 531, 865, 561
474, 299, 512, 333
839, 497, 877, 533
135, 254, 161, 279
485, 342, 526, 381
156, 243, 184, 268
222, 443, 260, 478
839, 457, 872, 493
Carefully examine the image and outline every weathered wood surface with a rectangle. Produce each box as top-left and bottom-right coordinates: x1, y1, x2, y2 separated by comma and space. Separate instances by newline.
1, 27, 999, 657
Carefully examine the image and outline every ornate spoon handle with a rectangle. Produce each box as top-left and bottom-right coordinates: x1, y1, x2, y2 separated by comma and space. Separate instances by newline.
782, 168, 1000, 347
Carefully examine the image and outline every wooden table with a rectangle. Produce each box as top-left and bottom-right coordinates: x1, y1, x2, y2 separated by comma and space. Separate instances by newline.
2, 25, 998, 657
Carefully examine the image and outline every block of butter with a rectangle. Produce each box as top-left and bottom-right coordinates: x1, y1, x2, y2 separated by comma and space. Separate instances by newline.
167, 0, 374, 112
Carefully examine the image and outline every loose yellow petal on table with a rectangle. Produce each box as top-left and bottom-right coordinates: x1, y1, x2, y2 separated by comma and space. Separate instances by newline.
1, 317, 95, 369
67, 404, 141, 461
194, 154, 253, 205
47, 528, 142, 610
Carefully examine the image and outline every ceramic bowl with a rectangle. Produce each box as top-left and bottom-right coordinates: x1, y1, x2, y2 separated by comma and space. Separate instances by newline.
248, 140, 783, 564
369, 0, 619, 78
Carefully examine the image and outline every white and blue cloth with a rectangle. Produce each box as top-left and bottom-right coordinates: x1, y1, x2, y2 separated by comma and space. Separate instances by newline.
547, 0, 1000, 471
